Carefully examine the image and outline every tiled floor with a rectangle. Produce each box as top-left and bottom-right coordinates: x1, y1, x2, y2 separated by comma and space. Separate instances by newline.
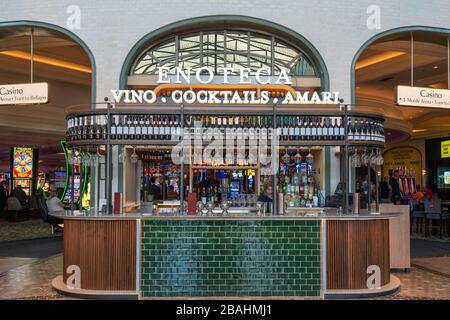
0, 254, 64, 300
0, 253, 449, 300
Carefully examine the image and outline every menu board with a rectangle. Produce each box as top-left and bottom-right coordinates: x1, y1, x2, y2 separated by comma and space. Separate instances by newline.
441, 140, 450, 158
382, 147, 422, 186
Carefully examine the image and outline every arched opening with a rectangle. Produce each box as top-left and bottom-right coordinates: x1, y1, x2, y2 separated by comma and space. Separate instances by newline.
0, 21, 95, 215
352, 26, 450, 201
120, 15, 329, 90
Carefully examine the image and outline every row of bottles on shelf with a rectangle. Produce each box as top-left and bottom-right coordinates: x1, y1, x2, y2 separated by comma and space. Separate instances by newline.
395, 166, 417, 196
197, 186, 223, 204
278, 153, 321, 208
348, 118, 385, 143
67, 115, 107, 141
140, 151, 172, 162
66, 114, 385, 143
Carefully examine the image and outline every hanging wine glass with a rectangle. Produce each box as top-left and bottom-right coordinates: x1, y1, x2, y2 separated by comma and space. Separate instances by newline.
294, 150, 302, 163
131, 147, 139, 164
306, 149, 314, 164
361, 149, 369, 166
73, 149, 81, 164
282, 151, 290, 164
118, 150, 125, 163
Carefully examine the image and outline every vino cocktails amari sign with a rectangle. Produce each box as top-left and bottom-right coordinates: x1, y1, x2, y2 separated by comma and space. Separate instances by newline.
112, 67, 340, 105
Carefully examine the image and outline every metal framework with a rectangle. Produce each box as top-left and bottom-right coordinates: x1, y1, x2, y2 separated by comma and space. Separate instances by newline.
131, 30, 317, 76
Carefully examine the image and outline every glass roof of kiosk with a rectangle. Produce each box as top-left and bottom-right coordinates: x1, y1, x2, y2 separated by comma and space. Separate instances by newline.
131, 30, 317, 76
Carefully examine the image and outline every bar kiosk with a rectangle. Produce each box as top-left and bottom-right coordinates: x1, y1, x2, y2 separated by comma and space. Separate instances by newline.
51, 97, 402, 299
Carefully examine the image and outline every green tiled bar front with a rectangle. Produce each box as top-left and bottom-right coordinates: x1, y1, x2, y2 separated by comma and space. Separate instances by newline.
141, 220, 321, 297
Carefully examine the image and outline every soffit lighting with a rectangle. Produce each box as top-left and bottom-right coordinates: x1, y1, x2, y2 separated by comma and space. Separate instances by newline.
355, 51, 406, 70
0, 50, 91, 73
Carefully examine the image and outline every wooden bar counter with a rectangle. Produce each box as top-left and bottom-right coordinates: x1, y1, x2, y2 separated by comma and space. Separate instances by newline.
50, 210, 402, 299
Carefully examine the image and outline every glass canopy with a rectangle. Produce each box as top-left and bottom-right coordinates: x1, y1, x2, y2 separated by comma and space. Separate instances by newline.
131, 30, 317, 76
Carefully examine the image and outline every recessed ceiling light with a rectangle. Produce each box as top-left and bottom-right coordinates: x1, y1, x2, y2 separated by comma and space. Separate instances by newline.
433, 65, 439, 69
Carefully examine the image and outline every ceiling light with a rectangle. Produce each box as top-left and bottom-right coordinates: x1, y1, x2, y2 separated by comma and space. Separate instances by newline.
0, 50, 91, 73
433, 65, 439, 69
412, 129, 427, 133
355, 51, 406, 70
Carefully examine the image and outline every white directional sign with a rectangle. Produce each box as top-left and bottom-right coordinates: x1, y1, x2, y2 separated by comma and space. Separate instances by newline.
396, 85, 450, 109
0, 82, 48, 105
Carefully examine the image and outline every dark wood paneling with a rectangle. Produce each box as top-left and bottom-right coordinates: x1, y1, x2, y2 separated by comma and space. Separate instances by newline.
63, 219, 136, 291
326, 219, 390, 290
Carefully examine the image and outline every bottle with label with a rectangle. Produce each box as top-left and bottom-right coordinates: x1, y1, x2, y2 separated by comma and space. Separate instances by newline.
110, 115, 117, 140
135, 116, 142, 140
94, 116, 102, 140
88, 116, 94, 140
317, 117, 323, 141
116, 116, 123, 140
311, 116, 317, 140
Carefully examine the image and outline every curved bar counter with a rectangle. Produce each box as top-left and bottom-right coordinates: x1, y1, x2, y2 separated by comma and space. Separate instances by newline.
50, 211, 401, 299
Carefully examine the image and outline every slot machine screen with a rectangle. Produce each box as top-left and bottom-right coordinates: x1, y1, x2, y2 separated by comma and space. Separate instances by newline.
13, 147, 33, 179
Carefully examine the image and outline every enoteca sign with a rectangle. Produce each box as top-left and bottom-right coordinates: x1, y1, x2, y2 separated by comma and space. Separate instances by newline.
396, 85, 450, 109
0, 82, 48, 105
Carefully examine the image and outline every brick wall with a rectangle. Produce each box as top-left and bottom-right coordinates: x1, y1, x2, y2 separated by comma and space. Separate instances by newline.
141, 219, 321, 297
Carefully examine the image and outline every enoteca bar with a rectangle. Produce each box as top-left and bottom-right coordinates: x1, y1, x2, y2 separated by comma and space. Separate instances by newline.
50, 27, 409, 299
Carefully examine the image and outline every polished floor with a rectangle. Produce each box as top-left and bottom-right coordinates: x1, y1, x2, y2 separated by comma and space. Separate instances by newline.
0, 238, 449, 300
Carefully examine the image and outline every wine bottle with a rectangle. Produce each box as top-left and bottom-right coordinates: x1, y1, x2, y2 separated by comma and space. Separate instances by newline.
135, 115, 142, 140
94, 116, 101, 140
317, 117, 323, 141
88, 116, 94, 140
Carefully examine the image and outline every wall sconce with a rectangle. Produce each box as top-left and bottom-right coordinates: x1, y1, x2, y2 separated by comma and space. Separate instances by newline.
377, 171, 381, 177
422, 169, 427, 176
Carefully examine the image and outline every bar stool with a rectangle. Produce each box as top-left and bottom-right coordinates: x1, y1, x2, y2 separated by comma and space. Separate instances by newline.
424, 199, 449, 238
409, 200, 425, 234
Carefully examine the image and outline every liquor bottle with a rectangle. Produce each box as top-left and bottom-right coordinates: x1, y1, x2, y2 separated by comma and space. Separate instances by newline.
110, 115, 117, 140
101, 116, 107, 140
317, 117, 323, 141
148, 115, 154, 140
338, 117, 344, 140
154, 115, 161, 140
116, 116, 123, 140
86, 116, 93, 140
142, 116, 148, 139
287, 116, 293, 141
331, 118, 337, 140
94, 116, 102, 140
323, 117, 329, 140
299, 117, 305, 140
121, 115, 128, 140
347, 118, 354, 141
221, 116, 227, 136
201, 187, 207, 204
128, 115, 135, 139
304, 116, 310, 140
362, 119, 368, 141
135, 116, 142, 140
291, 116, 298, 141
80, 116, 86, 140
164, 115, 170, 140
310, 116, 316, 140
355, 119, 361, 141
